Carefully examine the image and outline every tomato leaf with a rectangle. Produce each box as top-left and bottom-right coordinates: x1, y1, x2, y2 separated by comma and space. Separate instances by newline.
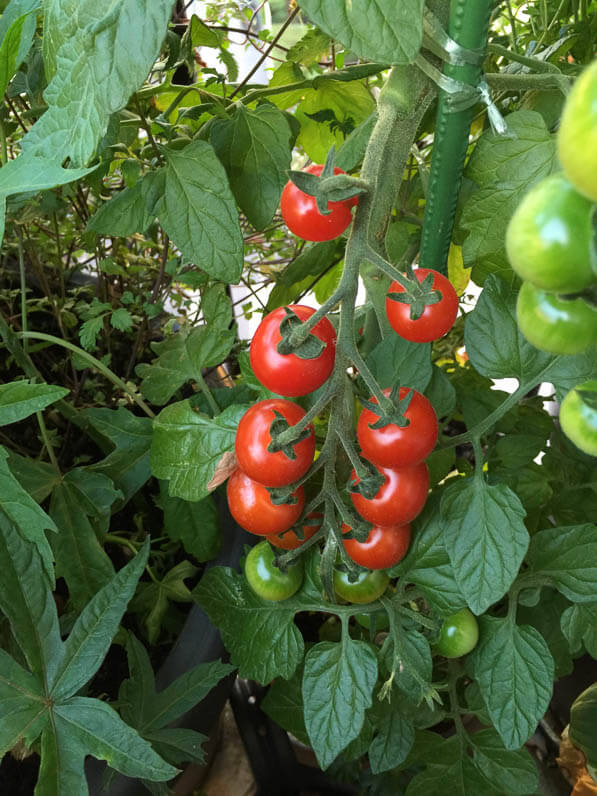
368, 699, 415, 774
302, 638, 378, 770
297, 0, 424, 65
151, 401, 248, 503
440, 478, 529, 615
194, 566, 305, 683
459, 111, 557, 285
155, 140, 243, 282
0, 380, 68, 427
464, 275, 552, 383
86, 173, 160, 237
561, 602, 597, 658
468, 616, 554, 749
210, 104, 294, 231
159, 485, 220, 563
526, 523, 597, 603
261, 664, 310, 746
366, 335, 432, 393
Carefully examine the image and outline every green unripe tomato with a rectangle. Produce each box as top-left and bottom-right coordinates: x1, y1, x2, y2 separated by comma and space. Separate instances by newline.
558, 60, 597, 202
435, 608, 479, 658
244, 541, 303, 601
516, 281, 597, 355
354, 611, 390, 631
506, 173, 596, 293
333, 568, 389, 604
560, 381, 597, 457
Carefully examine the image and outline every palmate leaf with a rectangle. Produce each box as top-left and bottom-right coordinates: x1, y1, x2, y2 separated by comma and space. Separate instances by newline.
0, 525, 177, 791
49, 469, 118, 611
0, 446, 57, 585
118, 634, 233, 769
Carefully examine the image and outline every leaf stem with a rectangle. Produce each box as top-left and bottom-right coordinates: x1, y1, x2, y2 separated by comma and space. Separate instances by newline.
18, 331, 156, 419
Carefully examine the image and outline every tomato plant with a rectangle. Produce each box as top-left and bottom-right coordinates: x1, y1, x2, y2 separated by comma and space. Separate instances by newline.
350, 462, 429, 526
249, 305, 337, 397
267, 512, 323, 550
558, 60, 597, 203
516, 281, 597, 355
235, 399, 315, 487
357, 387, 438, 467
560, 381, 597, 457
342, 522, 411, 570
280, 164, 356, 242
333, 568, 390, 605
505, 172, 596, 293
434, 609, 479, 658
226, 469, 305, 536
385, 268, 459, 343
245, 540, 304, 601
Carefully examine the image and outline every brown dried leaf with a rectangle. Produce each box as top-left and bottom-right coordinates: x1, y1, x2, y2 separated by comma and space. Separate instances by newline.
208, 451, 237, 491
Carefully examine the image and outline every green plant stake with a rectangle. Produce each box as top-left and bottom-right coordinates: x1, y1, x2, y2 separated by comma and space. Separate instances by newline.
419, 0, 494, 274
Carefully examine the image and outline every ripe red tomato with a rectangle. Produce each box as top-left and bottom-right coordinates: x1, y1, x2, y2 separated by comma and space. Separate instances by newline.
235, 399, 315, 487
357, 387, 438, 468
227, 469, 305, 536
385, 269, 458, 343
267, 512, 323, 550
249, 305, 336, 397
350, 462, 429, 526
280, 164, 356, 242
342, 522, 411, 570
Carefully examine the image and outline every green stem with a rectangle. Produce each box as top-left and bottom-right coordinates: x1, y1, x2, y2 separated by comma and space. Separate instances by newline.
17, 230, 27, 350
0, 118, 7, 165
439, 381, 535, 448
19, 331, 156, 419
487, 43, 560, 73
484, 71, 570, 94
419, 0, 494, 275
195, 370, 219, 416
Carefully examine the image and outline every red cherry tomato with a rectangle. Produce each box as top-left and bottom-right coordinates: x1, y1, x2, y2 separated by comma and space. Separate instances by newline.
267, 512, 323, 550
235, 399, 315, 487
342, 522, 411, 570
249, 305, 336, 397
357, 387, 438, 468
227, 469, 305, 536
280, 164, 356, 242
385, 269, 458, 343
350, 462, 429, 526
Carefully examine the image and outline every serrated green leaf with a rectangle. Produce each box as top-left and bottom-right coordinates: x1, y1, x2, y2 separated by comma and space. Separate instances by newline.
286, 26, 330, 65
155, 140, 243, 281
0, 446, 57, 585
144, 727, 208, 766
0, 152, 94, 199
79, 315, 105, 351
440, 478, 528, 615
195, 566, 304, 683
5, 450, 60, 503
469, 616, 554, 749
0, 10, 34, 99
302, 639, 378, 769
0, 380, 69, 427
396, 499, 465, 616
110, 307, 133, 332
366, 335, 432, 393
459, 111, 557, 284
561, 602, 597, 658
131, 560, 196, 645
84, 407, 153, 505
47, 539, 149, 700
464, 275, 553, 383
518, 590, 573, 678
52, 697, 178, 781
297, 0, 424, 64
150, 401, 248, 502
25, 0, 174, 166
0, 511, 63, 677
161, 486, 220, 562
0, 647, 46, 756
368, 701, 414, 774
49, 470, 116, 611
526, 523, 597, 603
210, 103, 294, 230
136, 324, 235, 406
86, 172, 159, 236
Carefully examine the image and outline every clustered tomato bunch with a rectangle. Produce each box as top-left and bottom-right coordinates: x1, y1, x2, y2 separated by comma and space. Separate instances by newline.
507, 60, 597, 457
226, 161, 461, 610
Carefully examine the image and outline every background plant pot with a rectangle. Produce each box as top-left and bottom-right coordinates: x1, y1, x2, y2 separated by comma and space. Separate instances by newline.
86, 500, 255, 795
